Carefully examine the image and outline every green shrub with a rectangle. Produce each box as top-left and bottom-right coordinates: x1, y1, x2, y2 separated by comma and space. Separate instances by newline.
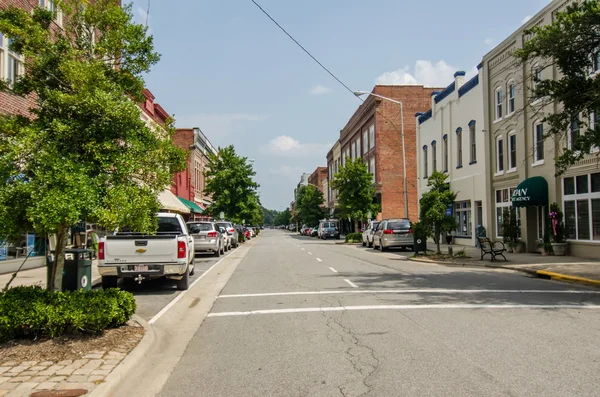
0, 286, 136, 342
345, 232, 362, 243
238, 233, 245, 243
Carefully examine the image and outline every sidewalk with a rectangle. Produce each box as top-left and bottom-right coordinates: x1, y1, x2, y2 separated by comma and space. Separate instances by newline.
0, 260, 101, 289
418, 242, 600, 287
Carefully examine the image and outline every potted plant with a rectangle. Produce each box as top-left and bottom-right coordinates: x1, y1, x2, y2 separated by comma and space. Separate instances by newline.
549, 203, 567, 256
502, 208, 519, 253
513, 239, 525, 253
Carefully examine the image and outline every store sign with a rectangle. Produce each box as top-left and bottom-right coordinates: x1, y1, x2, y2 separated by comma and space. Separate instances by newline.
511, 188, 530, 202
0, 240, 6, 261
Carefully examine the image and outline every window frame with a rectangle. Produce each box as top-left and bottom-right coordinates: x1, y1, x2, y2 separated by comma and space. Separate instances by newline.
568, 115, 581, 151
507, 81, 516, 115
494, 87, 503, 121
495, 135, 504, 175
469, 121, 477, 164
442, 134, 448, 172
369, 124, 375, 150
456, 128, 463, 168
562, 172, 600, 242
532, 64, 542, 102
533, 121, 545, 165
431, 140, 437, 172
454, 200, 472, 237
423, 145, 428, 179
508, 131, 517, 172
362, 129, 368, 155
369, 157, 376, 183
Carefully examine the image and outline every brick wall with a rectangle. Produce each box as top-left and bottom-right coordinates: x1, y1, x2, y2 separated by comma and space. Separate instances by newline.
374, 86, 440, 221
171, 129, 194, 201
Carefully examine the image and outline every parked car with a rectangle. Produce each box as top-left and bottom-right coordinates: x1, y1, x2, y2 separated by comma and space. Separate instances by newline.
318, 220, 340, 240
216, 221, 237, 249
98, 213, 195, 290
372, 219, 413, 252
187, 221, 224, 257
310, 226, 318, 237
244, 228, 252, 240
362, 221, 380, 247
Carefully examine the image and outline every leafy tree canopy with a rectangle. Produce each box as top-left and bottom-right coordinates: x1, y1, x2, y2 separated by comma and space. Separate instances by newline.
295, 185, 326, 227
274, 208, 291, 226
330, 158, 379, 226
515, 0, 600, 173
419, 171, 457, 254
203, 145, 259, 224
0, 0, 186, 290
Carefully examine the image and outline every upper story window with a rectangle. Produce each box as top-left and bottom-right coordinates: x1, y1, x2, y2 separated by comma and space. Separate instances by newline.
442, 134, 448, 171
431, 141, 437, 172
369, 124, 375, 150
7, 38, 23, 86
508, 132, 517, 171
496, 136, 504, 174
569, 116, 581, 150
507, 82, 515, 115
456, 128, 463, 168
362, 129, 368, 155
370, 157, 376, 183
469, 122, 476, 164
495, 88, 503, 120
534, 121, 545, 163
39, 0, 62, 26
532, 64, 542, 100
592, 48, 600, 74
423, 145, 428, 178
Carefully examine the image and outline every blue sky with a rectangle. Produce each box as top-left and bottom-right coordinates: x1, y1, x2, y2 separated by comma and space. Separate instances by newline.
131, 0, 551, 211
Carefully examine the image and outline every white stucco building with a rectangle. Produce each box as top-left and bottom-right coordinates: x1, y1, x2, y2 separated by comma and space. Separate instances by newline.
416, 66, 490, 246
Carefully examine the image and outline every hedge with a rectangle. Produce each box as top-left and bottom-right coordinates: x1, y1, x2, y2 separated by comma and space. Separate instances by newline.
0, 286, 136, 342
345, 232, 363, 243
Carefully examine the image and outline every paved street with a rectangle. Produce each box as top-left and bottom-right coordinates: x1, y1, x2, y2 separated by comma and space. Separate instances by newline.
156, 230, 600, 397
116, 251, 234, 322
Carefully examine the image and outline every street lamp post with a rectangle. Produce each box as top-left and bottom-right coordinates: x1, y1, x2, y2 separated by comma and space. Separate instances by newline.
353, 90, 409, 219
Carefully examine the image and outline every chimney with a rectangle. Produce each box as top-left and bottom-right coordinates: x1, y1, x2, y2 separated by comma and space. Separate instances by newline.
454, 71, 466, 90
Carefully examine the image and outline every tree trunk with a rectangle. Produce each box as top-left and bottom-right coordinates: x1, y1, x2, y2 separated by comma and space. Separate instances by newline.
435, 225, 441, 255
354, 219, 359, 233
49, 225, 68, 292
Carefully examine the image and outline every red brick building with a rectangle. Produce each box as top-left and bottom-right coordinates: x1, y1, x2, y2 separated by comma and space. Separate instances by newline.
308, 166, 328, 204
171, 127, 216, 220
333, 85, 441, 222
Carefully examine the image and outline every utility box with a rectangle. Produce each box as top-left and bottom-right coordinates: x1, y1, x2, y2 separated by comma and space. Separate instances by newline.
46, 249, 93, 291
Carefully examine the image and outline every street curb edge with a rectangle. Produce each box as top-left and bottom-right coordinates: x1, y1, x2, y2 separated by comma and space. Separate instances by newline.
535, 270, 600, 287
87, 314, 155, 397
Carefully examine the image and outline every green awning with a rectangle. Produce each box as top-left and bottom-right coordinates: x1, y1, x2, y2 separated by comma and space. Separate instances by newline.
177, 197, 204, 214
511, 176, 548, 207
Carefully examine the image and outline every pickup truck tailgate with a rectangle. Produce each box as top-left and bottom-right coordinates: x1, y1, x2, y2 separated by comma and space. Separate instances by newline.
105, 235, 179, 264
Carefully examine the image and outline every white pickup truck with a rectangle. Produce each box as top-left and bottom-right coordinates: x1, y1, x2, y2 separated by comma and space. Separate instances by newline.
98, 213, 195, 290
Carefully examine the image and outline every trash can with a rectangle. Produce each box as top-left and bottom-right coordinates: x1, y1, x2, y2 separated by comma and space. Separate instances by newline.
414, 231, 427, 254
46, 249, 93, 291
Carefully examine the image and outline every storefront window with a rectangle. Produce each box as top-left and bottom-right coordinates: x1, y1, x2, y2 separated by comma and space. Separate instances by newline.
495, 188, 518, 237
454, 201, 472, 236
563, 173, 600, 241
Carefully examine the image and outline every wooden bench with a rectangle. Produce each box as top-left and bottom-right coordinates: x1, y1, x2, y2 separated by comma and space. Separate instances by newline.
476, 237, 507, 262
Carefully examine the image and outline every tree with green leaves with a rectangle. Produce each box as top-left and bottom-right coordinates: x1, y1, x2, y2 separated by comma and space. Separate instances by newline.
330, 158, 379, 231
0, 1, 186, 291
295, 185, 326, 227
203, 145, 259, 224
275, 208, 291, 226
419, 171, 457, 254
515, 0, 600, 173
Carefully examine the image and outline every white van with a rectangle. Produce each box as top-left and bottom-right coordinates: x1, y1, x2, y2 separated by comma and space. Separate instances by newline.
318, 219, 340, 240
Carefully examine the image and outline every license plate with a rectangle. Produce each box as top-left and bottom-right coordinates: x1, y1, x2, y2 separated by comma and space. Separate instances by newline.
134, 265, 148, 272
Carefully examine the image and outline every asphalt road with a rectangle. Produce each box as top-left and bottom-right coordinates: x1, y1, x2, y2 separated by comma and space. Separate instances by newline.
158, 230, 600, 397
113, 248, 237, 321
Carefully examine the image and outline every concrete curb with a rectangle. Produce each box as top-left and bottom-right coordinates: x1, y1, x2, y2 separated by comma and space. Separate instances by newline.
535, 270, 600, 287
409, 256, 476, 267
87, 315, 155, 397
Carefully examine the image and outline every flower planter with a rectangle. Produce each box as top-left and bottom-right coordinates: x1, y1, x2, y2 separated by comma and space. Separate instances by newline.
513, 243, 525, 253
551, 242, 567, 256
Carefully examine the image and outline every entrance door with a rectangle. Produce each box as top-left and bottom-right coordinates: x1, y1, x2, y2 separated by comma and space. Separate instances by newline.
475, 201, 483, 234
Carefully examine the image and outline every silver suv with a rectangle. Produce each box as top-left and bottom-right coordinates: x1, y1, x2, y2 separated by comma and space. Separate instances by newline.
216, 221, 238, 249
373, 219, 413, 252
187, 222, 224, 257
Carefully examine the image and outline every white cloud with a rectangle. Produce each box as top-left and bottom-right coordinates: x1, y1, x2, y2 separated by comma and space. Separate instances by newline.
376, 60, 459, 87
269, 165, 303, 177
522, 15, 532, 24
174, 112, 270, 146
310, 85, 333, 96
484, 38, 493, 45
262, 135, 331, 157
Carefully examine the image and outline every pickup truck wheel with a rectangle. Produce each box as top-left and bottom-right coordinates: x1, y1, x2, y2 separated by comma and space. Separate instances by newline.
189, 258, 195, 276
177, 267, 189, 290
102, 276, 118, 290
